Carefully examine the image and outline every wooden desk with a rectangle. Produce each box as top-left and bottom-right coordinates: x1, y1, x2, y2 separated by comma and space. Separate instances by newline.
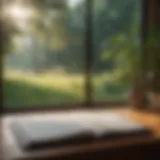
2, 109, 160, 160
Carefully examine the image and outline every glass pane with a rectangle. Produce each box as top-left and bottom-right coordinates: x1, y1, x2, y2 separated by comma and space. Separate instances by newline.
92, 0, 142, 101
2, 0, 85, 107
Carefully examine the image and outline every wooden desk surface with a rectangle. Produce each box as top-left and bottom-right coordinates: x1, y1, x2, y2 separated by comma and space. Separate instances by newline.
2, 108, 160, 160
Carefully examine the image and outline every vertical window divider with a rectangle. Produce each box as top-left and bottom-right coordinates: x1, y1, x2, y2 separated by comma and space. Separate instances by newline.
141, 0, 149, 81
0, 49, 3, 115
0, 0, 4, 115
85, 0, 93, 107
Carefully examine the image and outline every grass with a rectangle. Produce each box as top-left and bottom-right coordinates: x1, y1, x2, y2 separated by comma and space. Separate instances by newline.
3, 70, 129, 108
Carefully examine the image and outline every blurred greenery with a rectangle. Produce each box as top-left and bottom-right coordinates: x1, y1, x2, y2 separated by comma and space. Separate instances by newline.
145, 28, 160, 91
3, 72, 128, 107
2, 0, 141, 107
101, 32, 141, 84
4, 79, 79, 106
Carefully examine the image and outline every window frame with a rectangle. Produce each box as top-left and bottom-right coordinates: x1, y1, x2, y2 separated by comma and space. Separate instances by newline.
0, 0, 148, 115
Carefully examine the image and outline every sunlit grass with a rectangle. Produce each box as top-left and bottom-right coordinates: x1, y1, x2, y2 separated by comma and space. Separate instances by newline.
4, 70, 129, 107
5, 70, 83, 93
4, 70, 84, 106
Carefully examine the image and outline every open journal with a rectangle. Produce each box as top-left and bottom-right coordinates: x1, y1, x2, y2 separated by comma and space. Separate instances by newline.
10, 112, 151, 151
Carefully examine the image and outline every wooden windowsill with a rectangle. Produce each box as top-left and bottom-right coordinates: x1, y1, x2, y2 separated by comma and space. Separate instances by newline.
2, 108, 160, 160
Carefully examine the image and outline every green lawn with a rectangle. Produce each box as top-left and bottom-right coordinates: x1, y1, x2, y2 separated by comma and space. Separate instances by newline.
3, 71, 129, 107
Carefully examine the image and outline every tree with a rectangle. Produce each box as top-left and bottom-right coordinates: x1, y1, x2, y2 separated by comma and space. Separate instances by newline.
1, 0, 70, 73
102, 33, 141, 83
93, 0, 138, 72
100, 0, 142, 84
1, 0, 142, 74
29, 0, 69, 72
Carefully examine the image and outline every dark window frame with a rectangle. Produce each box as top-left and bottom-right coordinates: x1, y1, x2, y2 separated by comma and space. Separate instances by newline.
0, 0, 148, 115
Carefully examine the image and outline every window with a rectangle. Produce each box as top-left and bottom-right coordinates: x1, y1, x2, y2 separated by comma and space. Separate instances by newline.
92, 0, 142, 102
1, 0, 142, 111
2, 0, 86, 108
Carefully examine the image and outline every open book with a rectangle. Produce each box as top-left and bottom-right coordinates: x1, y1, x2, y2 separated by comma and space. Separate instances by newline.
10, 112, 151, 151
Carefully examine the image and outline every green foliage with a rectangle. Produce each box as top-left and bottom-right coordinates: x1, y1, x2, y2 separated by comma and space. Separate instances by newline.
92, 0, 140, 72
0, 17, 20, 54
2, 0, 141, 74
4, 79, 80, 106
2, 0, 142, 108
30, 0, 69, 51
144, 27, 160, 91
101, 0, 141, 83
145, 28, 160, 70
1, 0, 69, 55
102, 32, 141, 83
4, 73, 128, 107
